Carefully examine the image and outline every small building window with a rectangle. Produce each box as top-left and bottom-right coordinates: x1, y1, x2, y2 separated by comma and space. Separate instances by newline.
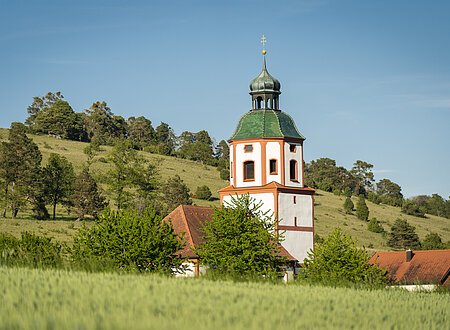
290, 160, 298, 181
289, 144, 296, 152
269, 159, 277, 175
243, 161, 255, 181
244, 144, 253, 152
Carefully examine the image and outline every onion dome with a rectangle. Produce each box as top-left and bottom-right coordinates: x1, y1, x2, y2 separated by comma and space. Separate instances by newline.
249, 57, 281, 95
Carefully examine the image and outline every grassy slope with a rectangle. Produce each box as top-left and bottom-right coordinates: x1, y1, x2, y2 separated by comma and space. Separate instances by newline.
1, 266, 449, 330
0, 128, 449, 249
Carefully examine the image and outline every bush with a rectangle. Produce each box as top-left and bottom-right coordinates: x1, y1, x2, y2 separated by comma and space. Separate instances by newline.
355, 196, 369, 221
71, 208, 183, 273
367, 218, 384, 233
421, 233, 445, 250
343, 197, 354, 214
0, 232, 62, 268
196, 185, 212, 200
303, 228, 387, 286
367, 192, 381, 205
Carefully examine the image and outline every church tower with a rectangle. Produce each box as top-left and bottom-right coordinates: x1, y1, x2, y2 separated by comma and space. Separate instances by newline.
219, 39, 315, 263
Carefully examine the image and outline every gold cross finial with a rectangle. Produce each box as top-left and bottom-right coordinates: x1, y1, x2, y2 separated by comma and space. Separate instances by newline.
261, 34, 267, 55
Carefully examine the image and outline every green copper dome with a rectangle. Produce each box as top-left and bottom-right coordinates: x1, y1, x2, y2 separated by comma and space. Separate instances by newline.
230, 110, 305, 141
249, 58, 281, 94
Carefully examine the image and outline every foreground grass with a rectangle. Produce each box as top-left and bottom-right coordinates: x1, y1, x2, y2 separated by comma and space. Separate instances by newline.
1, 266, 448, 330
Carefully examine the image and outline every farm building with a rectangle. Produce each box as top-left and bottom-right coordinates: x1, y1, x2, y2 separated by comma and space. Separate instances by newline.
369, 249, 450, 289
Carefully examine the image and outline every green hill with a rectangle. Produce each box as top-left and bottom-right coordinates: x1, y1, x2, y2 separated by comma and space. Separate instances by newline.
0, 128, 448, 250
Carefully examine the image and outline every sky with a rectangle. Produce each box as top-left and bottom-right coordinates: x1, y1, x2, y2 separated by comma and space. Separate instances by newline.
0, 0, 449, 198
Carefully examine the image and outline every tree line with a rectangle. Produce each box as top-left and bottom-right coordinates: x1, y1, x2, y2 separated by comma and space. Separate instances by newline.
304, 157, 449, 219
24, 91, 230, 177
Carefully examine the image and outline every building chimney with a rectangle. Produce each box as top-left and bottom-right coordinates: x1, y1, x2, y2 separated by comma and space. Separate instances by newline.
406, 249, 414, 262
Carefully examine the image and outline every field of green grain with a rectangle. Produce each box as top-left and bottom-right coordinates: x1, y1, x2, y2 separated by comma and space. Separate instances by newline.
0, 128, 449, 251
1, 266, 448, 329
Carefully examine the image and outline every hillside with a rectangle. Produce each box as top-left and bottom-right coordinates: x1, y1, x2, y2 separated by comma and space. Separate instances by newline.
0, 128, 449, 250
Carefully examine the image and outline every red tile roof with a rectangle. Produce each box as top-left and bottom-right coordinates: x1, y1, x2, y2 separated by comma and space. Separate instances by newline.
369, 250, 450, 287
163, 205, 296, 261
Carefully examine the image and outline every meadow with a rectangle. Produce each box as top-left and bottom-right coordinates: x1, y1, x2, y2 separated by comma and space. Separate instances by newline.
0, 128, 449, 251
1, 266, 449, 330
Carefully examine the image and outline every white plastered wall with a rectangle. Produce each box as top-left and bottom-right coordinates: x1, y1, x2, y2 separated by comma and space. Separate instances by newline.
284, 142, 303, 187
222, 192, 275, 222
235, 142, 262, 188
282, 231, 313, 263
278, 193, 313, 227
266, 141, 281, 184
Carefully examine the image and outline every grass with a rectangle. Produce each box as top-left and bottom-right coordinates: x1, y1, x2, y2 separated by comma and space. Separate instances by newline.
0, 128, 449, 250
1, 266, 449, 329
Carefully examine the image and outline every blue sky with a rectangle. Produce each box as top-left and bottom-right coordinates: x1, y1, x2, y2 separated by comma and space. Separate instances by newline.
0, 0, 449, 198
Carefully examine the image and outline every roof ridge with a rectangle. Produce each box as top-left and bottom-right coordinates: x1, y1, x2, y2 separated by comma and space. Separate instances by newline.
179, 205, 195, 248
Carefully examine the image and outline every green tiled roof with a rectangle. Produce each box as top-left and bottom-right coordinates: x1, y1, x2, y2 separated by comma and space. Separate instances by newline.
231, 110, 305, 141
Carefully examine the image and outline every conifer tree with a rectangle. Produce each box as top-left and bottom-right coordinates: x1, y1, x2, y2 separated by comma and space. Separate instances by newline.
343, 197, 354, 214
162, 175, 192, 212
72, 168, 107, 219
355, 195, 369, 221
387, 219, 421, 250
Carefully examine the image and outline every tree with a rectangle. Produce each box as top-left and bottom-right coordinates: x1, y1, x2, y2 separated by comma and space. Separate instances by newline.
72, 168, 108, 219
351, 160, 374, 195
0, 123, 42, 218
155, 122, 176, 155
162, 175, 192, 212
343, 197, 354, 214
197, 195, 284, 277
33, 100, 84, 140
387, 219, 421, 250
127, 116, 156, 150
355, 195, 369, 221
84, 101, 126, 145
71, 208, 184, 273
303, 228, 387, 285
26, 91, 64, 127
367, 218, 385, 234
421, 233, 445, 250
196, 185, 212, 200
376, 179, 403, 207
42, 154, 75, 220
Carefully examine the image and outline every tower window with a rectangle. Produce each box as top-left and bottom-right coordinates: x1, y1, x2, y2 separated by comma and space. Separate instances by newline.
230, 162, 233, 178
293, 196, 296, 204
269, 159, 277, 175
290, 160, 298, 182
289, 144, 296, 152
294, 216, 297, 227
244, 144, 253, 152
243, 161, 255, 181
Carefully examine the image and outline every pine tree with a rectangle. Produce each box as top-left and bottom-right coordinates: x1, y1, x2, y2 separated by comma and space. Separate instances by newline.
0, 123, 42, 218
421, 233, 445, 250
162, 175, 192, 212
355, 195, 369, 221
387, 219, 421, 250
72, 168, 107, 219
343, 197, 354, 214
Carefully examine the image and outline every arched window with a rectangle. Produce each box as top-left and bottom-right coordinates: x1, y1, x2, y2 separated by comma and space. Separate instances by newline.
256, 97, 263, 109
269, 159, 277, 175
244, 161, 255, 181
290, 160, 298, 182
